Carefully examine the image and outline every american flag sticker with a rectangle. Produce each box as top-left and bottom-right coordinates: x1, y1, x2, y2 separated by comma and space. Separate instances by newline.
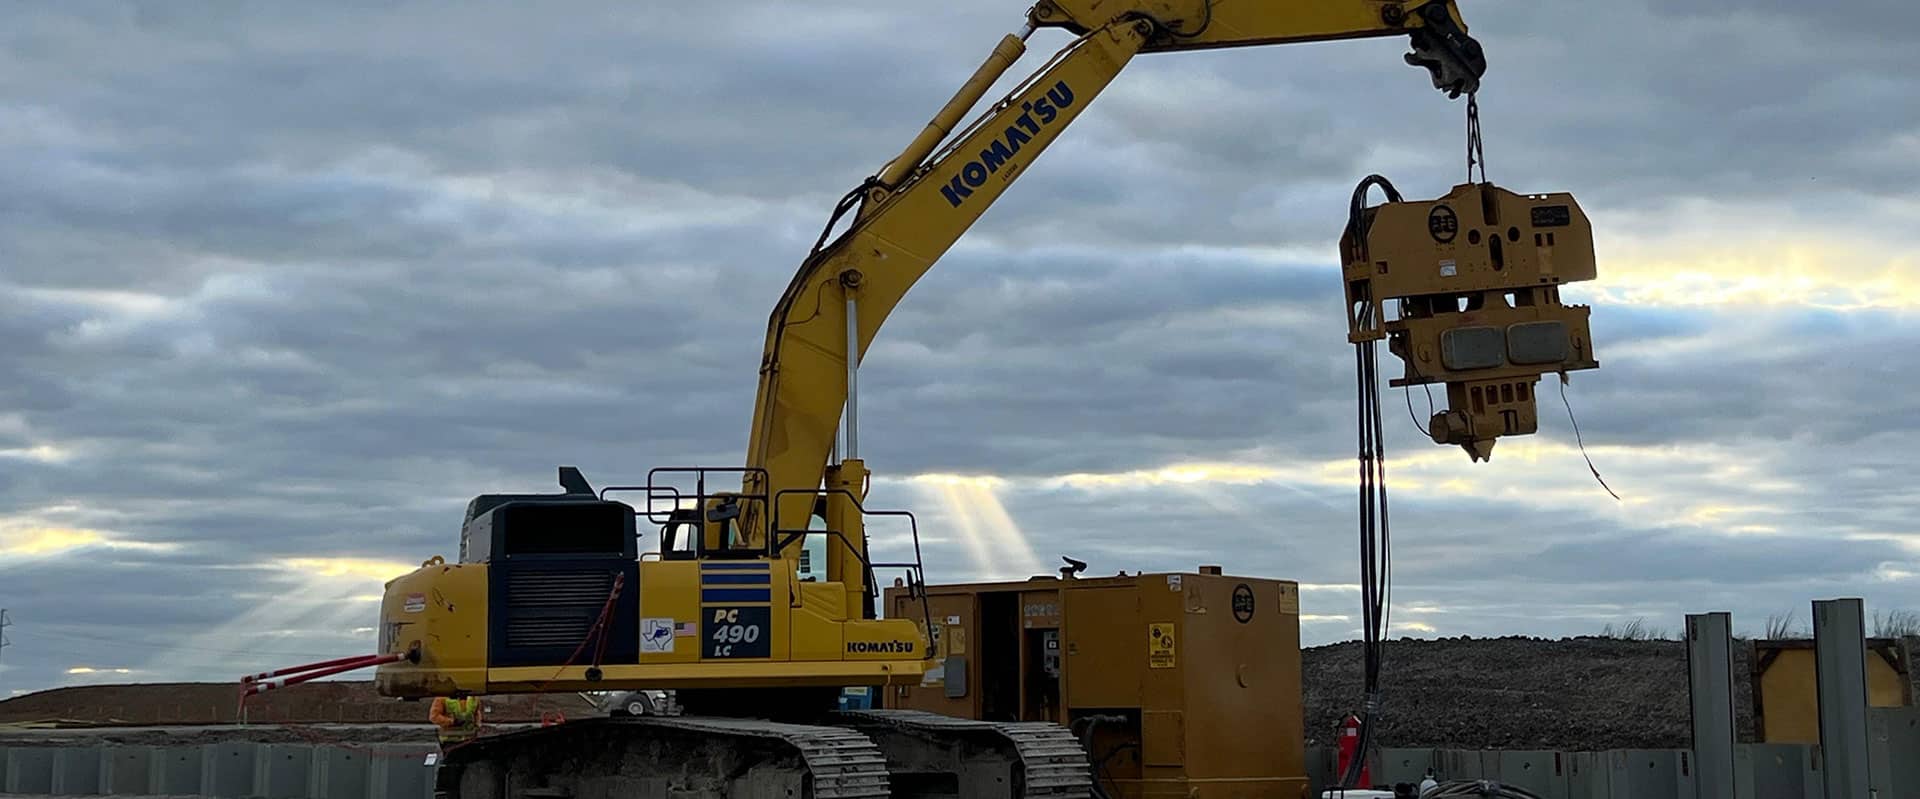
675, 621, 697, 637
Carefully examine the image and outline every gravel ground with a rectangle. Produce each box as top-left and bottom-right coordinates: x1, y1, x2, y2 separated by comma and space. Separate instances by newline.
1301, 636, 1755, 750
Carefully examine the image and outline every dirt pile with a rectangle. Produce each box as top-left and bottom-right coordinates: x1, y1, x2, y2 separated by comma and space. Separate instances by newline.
3, 637, 1766, 751
0, 681, 592, 727
1301, 636, 1754, 750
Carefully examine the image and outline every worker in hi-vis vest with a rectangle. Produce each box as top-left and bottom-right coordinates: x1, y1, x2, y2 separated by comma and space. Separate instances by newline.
430, 695, 483, 749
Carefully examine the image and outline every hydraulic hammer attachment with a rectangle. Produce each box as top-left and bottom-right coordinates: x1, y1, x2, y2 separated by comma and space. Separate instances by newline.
1341, 180, 1599, 461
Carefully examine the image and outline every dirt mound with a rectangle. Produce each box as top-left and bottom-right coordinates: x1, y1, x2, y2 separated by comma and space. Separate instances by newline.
1301, 636, 1754, 750
3, 637, 1765, 751
0, 681, 591, 727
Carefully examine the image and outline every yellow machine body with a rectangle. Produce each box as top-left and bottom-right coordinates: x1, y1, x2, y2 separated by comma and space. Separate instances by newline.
376, 556, 927, 699
1341, 181, 1600, 460
883, 569, 1306, 799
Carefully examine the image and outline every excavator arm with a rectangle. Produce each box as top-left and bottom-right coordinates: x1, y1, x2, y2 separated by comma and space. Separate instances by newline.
736, 0, 1490, 554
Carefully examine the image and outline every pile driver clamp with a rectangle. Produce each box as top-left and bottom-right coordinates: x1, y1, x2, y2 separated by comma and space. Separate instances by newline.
1343, 181, 1599, 461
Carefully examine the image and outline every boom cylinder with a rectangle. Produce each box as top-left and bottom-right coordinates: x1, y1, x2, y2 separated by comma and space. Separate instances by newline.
845, 293, 859, 459
874, 32, 1030, 189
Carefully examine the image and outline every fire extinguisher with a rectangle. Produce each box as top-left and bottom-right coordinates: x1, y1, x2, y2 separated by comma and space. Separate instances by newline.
1335, 714, 1372, 787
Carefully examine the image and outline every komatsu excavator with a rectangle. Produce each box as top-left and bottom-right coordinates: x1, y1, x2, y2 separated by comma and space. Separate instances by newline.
373, 1, 1598, 797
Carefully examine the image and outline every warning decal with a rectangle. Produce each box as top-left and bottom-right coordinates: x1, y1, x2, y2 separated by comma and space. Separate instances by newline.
1148, 622, 1176, 669
641, 618, 676, 653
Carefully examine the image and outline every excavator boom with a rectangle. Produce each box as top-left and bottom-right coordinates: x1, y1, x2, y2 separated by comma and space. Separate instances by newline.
743, 0, 1488, 557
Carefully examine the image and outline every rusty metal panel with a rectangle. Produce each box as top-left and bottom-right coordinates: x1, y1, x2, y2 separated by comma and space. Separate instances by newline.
1064, 586, 1140, 710
1143, 711, 1186, 767
884, 592, 980, 717
1167, 574, 1302, 791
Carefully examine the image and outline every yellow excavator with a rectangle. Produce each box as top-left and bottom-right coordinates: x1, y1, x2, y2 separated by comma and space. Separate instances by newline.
372, 1, 1598, 797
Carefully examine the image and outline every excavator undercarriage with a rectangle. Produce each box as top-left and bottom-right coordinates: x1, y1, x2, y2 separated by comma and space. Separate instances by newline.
435, 710, 1090, 799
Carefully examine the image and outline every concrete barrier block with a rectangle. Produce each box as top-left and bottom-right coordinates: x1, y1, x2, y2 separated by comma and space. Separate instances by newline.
1606, 749, 1694, 799
1566, 752, 1610, 799
51, 745, 104, 795
102, 746, 155, 794
201, 742, 260, 798
5, 747, 56, 794
1374, 748, 1436, 788
1735, 743, 1816, 799
255, 744, 315, 799
151, 745, 204, 795
310, 746, 370, 799
1872, 706, 1920, 797
367, 745, 439, 799
1497, 750, 1569, 799
1438, 749, 1493, 781
1302, 745, 1330, 796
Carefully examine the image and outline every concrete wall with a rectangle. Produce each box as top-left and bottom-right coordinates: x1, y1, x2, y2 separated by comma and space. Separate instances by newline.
0, 742, 436, 799
0, 740, 1907, 798
1336, 744, 1843, 799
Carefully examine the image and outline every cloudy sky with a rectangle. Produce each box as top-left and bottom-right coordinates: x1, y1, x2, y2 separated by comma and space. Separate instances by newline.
2, 0, 1917, 697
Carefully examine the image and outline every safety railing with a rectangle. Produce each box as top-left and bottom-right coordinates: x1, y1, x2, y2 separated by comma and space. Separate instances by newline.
599, 467, 771, 560
772, 487, 934, 658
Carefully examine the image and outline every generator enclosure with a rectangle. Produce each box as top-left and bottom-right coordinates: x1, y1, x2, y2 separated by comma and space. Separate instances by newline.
883, 567, 1305, 799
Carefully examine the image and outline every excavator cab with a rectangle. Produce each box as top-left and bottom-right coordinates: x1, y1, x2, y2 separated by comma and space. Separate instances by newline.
376, 465, 934, 701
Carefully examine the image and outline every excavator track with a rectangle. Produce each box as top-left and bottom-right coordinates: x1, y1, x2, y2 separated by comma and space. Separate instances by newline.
831, 708, 1092, 799
435, 715, 891, 799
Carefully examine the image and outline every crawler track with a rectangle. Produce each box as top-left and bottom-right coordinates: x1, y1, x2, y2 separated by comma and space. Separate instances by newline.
437, 715, 890, 799
833, 708, 1092, 799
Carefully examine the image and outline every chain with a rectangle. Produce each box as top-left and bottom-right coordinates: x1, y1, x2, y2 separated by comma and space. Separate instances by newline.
1465, 92, 1486, 184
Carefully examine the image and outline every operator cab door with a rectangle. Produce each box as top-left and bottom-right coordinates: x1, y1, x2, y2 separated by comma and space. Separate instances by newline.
656, 501, 761, 560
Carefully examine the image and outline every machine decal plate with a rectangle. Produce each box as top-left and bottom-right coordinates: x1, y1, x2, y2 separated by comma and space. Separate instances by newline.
1148, 622, 1176, 668
1232, 584, 1256, 623
403, 593, 426, 613
703, 606, 771, 659
641, 618, 676, 653
1428, 204, 1459, 242
1531, 204, 1572, 227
